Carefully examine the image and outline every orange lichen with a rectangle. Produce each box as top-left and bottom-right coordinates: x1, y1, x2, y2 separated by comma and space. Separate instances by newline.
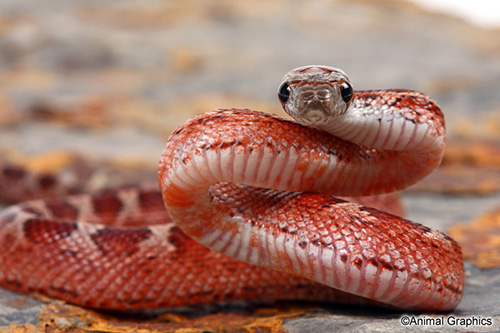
408, 140, 500, 195
449, 207, 500, 269
30, 301, 310, 333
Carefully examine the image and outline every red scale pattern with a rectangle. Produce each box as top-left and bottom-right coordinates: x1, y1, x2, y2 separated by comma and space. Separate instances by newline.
0, 83, 463, 311
0, 188, 392, 309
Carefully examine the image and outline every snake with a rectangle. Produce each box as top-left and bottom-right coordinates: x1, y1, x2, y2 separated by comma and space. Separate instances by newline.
0, 65, 464, 312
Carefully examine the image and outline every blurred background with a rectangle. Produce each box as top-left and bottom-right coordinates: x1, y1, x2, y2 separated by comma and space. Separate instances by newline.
0, 0, 499, 161
1, 0, 500, 328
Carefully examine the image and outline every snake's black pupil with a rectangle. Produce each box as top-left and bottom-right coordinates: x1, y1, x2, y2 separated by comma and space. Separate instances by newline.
278, 83, 290, 103
341, 82, 353, 103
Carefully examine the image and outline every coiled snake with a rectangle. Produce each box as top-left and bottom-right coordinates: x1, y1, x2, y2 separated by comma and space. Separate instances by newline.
0, 65, 464, 311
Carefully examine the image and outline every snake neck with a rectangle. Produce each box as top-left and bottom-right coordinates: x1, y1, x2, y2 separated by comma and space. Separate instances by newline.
317, 90, 445, 154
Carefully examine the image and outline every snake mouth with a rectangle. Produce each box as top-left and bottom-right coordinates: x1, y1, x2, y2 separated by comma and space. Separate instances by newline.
298, 109, 330, 125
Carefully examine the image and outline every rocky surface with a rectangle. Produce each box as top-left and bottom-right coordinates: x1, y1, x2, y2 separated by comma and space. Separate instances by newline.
1, 0, 500, 331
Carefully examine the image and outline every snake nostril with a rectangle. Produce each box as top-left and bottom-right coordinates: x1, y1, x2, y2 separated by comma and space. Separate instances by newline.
317, 89, 331, 100
300, 91, 315, 100
299, 89, 332, 102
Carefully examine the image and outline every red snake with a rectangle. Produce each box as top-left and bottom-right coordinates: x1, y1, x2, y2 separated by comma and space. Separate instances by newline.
0, 65, 464, 311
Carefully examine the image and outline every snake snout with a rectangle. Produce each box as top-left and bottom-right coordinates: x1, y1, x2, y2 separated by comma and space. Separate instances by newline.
294, 98, 336, 125
288, 84, 345, 126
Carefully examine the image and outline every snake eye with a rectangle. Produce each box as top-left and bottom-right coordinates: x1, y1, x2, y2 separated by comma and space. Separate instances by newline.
278, 82, 290, 103
340, 82, 353, 104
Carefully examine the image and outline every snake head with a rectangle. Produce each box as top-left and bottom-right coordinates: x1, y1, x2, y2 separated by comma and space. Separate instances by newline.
278, 65, 354, 126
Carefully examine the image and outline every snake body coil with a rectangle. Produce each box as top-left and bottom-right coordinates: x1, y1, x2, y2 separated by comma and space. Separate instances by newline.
0, 66, 464, 311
